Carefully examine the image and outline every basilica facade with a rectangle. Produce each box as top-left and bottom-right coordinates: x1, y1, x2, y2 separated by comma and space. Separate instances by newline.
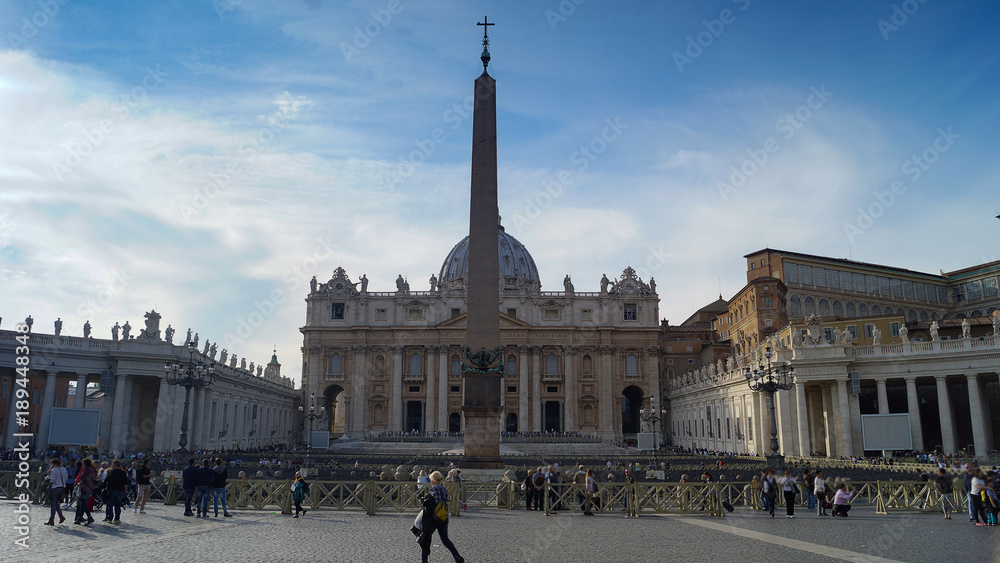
300, 224, 662, 441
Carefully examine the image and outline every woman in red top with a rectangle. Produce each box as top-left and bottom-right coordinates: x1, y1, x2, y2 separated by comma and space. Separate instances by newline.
73, 458, 96, 525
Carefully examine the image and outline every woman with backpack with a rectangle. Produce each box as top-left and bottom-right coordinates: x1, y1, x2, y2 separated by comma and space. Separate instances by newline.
417, 471, 464, 563
780, 470, 800, 518
761, 468, 778, 518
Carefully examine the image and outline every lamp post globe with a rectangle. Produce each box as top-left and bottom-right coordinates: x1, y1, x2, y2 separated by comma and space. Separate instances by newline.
164, 342, 215, 463
744, 345, 795, 470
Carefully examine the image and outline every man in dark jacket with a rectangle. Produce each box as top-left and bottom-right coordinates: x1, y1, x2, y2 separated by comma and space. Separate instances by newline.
182, 458, 198, 516
104, 460, 129, 524
212, 458, 232, 517
196, 459, 215, 518
523, 469, 535, 510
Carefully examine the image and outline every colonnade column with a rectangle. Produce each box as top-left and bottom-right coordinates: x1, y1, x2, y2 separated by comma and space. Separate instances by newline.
904, 377, 924, 451
795, 382, 810, 457
389, 345, 403, 433
564, 346, 577, 432
109, 373, 129, 452
821, 385, 836, 457
836, 379, 854, 458
74, 373, 88, 408
875, 378, 889, 414
425, 346, 436, 432
517, 345, 529, 434
966, 373, 987, 457
35, 370, 59, 453
152, 378, 171, 452
4, 377, 22, 448
935, 376, 956, 454
437, 346, 449, 431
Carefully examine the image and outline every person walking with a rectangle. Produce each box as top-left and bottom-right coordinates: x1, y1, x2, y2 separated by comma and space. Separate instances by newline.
983, 476, 998, 525
127, 460, 138, 508
104, 460, 128, 524
623, 467, 636, 518
583, 469, 597, 516
45, 458, 68, 526
573, 465, 587, 513
417, 471, 465, 563
212, 458, 232, 517
73, 458, 96, 526
780, 470, 799, 518
532, 468, 545, 511
813, 470, 828, 516
964, 463, 976, 522
523, 469, 535, 511
761, 468, 778, 518
970, 469, 988, 525
804, 470, 816, 510
291, 471, 309, 518
182, 458, 198, 517
934, 468, 956, 520
831, 483, 855, 517
544, 465, 561, 511
134, 459, 152, 514
196, 459, 214, 518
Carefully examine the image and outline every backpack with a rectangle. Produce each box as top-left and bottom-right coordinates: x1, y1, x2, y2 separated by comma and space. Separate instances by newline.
433, 500, 449, 523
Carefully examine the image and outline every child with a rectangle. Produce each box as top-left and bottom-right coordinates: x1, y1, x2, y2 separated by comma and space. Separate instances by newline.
985, 477, 998, 526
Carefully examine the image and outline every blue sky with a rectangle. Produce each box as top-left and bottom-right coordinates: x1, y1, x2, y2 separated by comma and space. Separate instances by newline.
2, 0, 998, 383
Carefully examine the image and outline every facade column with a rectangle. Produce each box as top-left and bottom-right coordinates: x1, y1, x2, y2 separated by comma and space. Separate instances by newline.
109, 373, 129, 452
836, 379, 854, 458
200, 388, 213, 448
425, 346, 437, 432
531, 346, 543, 432
795, 382, 810, 457
35, 370, 59, 453
966, 373, 987, 457
351, 345, 369, 439
390, 345, 403, 432
74, 373, 88, 408
776, 388, 793, 456
4, 376, 21, 448
518, 345, 529, 434
821, 385, 836, 457
648, 347, 660, 437
935, 376, 956, 454
875, 378, 889, 414
904, 377, 924, 451
564, 346, 577, 432
437, 346, 449, 431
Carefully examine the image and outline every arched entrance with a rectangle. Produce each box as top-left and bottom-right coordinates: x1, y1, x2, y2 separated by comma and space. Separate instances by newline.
621, 385, 643, 435
505, 412, 518, 433
323, 385, 346, 437
449, 412, 461, 433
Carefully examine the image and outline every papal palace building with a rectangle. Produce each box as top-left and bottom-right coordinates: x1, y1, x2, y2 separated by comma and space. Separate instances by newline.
300, 223, 662, 441
668, 249, 1000, 458
0, 312, 296, 454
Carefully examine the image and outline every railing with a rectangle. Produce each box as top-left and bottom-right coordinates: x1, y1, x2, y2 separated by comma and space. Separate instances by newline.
0, 473, 966, 517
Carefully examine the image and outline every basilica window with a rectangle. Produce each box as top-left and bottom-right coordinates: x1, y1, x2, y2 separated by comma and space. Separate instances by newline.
451, 355, 461, 376
331, 303, 345, 320
545, 354, 558, 375
624, 303, 637, 321
582, 355, 593, 374
408, 353, 422, 375
625, 354, 639, 377
329, 354, 342, 375
506, 355, 517, 375
408, 308, 424, 320
451, 308, 462, 318
506, 308, 517, 318
581, 309, 592, 321
544, 309, 560, 321
375, 309, 387, 321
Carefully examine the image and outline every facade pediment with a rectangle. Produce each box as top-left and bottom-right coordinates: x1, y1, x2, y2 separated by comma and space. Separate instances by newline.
435, 312, 531, 329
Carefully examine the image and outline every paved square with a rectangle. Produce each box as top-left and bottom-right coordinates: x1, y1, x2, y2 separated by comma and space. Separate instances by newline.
3, 502, 998, 562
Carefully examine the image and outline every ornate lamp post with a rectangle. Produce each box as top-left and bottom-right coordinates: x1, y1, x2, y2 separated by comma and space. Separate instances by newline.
299, 392, 325, 466
164, 341, 214, 461
743, 345, 795, 469
639, 396, 667, 453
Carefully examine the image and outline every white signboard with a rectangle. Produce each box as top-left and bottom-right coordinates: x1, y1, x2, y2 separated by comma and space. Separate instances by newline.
47, 408, 101, 446
637, 432, 655, 451
310, 430, 331, 450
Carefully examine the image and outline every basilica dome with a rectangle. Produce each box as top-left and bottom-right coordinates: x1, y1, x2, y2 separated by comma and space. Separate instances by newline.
438, 224, 540, 290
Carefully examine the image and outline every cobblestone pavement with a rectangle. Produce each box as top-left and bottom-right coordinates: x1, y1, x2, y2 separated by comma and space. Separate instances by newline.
3, 502, 998, 562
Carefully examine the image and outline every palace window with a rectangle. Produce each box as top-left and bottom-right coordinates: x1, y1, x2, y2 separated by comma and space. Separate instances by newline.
846, 325, 859, 339
832, 300, 844, 317
624, 304, 637, 321
890, 322, 901, 336
625, 354, 638, 377
790, 294, 802, 317
331, 303, 345, 320
864, 324, 875, 338
329, 354, 342, 375
408, 353, 422, 375
984, 277, 999, 297
890, 278, 903, 298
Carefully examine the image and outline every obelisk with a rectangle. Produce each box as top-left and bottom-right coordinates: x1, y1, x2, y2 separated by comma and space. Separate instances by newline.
461, 17, 503, 470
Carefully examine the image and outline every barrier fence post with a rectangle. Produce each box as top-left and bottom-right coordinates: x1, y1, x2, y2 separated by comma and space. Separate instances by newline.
165, 476, 177, 505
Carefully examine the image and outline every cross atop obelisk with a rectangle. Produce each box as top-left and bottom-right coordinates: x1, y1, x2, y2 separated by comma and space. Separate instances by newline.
461, 17, 503, 471
477, 16, 494, 71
